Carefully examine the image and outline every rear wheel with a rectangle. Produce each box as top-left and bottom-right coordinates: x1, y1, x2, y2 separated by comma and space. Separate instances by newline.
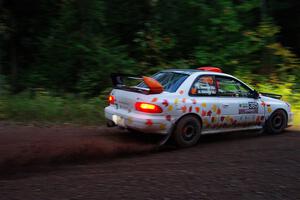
173, 115, 202, 148
266, 110, 287, 134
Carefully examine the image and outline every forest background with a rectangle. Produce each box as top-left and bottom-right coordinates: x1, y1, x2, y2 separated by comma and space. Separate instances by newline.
0, 0, 299, 125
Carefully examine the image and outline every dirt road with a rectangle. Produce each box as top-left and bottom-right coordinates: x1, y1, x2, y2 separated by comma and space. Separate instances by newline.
0, 123, 299, 200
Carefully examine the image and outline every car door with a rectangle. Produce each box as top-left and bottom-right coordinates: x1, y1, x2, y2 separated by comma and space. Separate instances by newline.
215, 75, 264, 129
189, 75, 223, 130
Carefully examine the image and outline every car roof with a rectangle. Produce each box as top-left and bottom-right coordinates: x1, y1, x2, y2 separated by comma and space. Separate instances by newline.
161, 68, 233, 77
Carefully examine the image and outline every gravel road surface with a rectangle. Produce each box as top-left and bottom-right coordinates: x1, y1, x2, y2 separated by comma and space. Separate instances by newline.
0, 123, 299, 200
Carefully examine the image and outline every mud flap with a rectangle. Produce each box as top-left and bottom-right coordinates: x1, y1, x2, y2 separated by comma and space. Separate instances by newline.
157, 126, 174, 146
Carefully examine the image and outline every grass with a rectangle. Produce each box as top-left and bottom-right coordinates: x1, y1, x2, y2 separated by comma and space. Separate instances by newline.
293, 110, 300, 126
0, 92, 106, 125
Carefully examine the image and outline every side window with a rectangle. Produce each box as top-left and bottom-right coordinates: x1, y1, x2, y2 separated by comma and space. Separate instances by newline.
216, 76, 251, 97
190, 75, 217, 96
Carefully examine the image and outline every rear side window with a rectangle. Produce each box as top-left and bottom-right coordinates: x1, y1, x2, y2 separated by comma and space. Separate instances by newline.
189, 75, 217, 96
138, 72, 189, 92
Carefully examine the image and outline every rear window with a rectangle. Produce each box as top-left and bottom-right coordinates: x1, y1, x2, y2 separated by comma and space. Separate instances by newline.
137, 72, 189, 92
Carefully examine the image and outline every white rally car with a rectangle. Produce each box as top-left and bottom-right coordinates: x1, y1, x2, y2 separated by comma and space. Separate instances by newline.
105, 67, 293, 147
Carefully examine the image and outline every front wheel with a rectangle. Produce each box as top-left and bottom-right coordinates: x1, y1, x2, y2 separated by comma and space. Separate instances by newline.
173, 115, 202, 148
266, 110, 287, 134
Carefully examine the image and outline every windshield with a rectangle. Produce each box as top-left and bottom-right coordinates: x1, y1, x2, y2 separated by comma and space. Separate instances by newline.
137, 72, 189, 92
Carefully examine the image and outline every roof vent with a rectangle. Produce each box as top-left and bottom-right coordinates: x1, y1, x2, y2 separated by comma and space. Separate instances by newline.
197, 66, 222, 73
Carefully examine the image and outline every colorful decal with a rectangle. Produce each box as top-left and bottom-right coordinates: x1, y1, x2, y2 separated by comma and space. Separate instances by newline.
233, 120, 237, 126
207, 110, 212, 116
162, 99, 169, 107
182, 98, 186, 103
145, 119, 153, 126
211, 116, 216, 123
201, 103, 207, 108
221, 116, 225, 122
151, 98, 158, 102
239, 102, 258, 114
195, 107, 200, 113
256, 116, 261, 125
192, 99, 197, 104
181, 106, 187, 113
168, 105, 174, 111
165, 115, 172, 121
201, 110, 207, 117
174, 98, 179, 105
267, 107, 272, 113
212, 104, 217, 112
216, 108, 221, 115
159, 124, 166, 130
179, 90, 184, 95
225, 116, 231, 123
203, 118, 209, 127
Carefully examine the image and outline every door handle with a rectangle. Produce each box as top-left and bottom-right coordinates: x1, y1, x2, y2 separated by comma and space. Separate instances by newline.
222, 104, 229, 107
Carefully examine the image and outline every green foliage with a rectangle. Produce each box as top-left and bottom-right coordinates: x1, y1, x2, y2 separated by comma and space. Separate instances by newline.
0, 92, 105, 124
0, 0, 300, 125
2, 0, 300, 96
30, 0, 135, 95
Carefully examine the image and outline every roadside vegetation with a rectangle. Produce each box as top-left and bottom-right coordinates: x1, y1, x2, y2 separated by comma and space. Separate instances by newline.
0, 89, 106, 125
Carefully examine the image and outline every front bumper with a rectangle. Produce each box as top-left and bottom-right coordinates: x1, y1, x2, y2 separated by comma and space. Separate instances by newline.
105, 106, 173, 135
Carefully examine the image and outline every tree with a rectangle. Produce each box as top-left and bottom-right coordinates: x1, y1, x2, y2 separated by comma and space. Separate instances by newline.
34, 0, 135, 95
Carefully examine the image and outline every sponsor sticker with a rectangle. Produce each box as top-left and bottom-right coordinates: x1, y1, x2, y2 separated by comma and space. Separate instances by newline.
239, 102, 258, 114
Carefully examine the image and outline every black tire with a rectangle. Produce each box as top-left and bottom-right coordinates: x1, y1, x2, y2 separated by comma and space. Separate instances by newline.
266, 109, 287, 134
173, 115, 202, 148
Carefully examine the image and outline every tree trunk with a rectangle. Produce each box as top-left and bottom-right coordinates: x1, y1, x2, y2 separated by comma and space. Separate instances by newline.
9, 13, 18, 91
260, 0, 267, 20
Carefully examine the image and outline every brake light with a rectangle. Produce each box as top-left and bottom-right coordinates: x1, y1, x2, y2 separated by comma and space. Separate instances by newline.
108, 95, 115, 105
135, 102, 162, 113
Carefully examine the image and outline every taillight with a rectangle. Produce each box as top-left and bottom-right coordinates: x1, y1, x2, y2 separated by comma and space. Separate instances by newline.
135, 102, 162, 113
108, 95, 115, 105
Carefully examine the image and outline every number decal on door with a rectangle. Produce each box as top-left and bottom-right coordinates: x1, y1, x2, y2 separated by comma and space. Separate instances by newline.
239, 102, 258, 114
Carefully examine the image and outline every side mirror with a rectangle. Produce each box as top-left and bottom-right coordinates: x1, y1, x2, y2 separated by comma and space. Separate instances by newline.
251, 90, 260, 99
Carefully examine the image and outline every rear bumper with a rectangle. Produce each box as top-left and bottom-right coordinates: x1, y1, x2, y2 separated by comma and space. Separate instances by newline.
104, 106, 173, 135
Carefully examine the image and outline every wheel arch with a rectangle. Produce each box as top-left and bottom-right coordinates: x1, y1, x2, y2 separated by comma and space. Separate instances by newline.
174, 113, 203, 128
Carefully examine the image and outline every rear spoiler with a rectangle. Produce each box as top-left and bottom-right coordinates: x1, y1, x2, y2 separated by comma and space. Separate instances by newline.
260, 92, 282, 100
111, 73, 142, 86
111, 73, 164, 94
